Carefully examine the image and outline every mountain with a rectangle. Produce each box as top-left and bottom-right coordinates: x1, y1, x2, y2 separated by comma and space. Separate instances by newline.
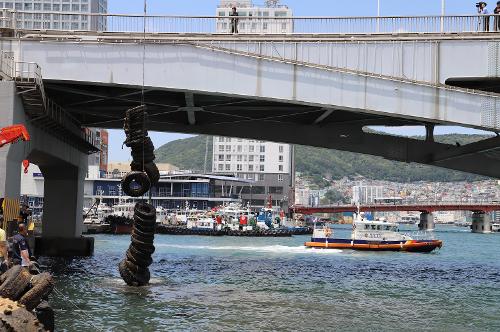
155, 135, 213, 172
155, 134, 492, 184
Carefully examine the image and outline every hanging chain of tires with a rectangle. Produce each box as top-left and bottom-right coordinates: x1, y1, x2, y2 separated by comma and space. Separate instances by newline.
118, 105, 160, 286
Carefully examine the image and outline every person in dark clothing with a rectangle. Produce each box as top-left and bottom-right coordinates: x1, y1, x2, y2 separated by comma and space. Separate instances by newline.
230, 7, 239, 34
11, 223, 31, 267
494, 1, 500, 31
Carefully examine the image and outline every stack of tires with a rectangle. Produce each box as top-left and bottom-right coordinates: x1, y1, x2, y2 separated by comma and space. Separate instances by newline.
118, 105, 160, 287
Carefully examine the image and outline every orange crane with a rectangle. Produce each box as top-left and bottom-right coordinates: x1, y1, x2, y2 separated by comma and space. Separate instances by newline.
0, 124, 31, 173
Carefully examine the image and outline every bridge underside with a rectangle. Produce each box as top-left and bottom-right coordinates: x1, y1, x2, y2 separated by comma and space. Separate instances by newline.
46, 81, 500, 178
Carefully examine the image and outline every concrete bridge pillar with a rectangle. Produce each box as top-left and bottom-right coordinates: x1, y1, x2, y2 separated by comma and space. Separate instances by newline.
471, 211, 492, 234
418, 212, 435, 231
0, 81, 93, 256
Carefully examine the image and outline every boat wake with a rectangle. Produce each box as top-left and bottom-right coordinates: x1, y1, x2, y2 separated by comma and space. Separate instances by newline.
157, 244, 342, 254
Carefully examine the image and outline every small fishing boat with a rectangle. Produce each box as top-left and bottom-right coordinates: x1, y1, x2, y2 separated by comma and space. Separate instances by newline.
305, 212, 443, 253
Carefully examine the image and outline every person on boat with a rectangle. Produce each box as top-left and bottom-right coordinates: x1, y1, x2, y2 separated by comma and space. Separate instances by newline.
11, 223, 32, 268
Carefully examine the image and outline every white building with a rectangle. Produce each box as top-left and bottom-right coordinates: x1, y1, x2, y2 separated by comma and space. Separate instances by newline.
352, 185, 384, 204
212, 136, 293, 211
0, 0, 107, 31
216, 0, 293, 34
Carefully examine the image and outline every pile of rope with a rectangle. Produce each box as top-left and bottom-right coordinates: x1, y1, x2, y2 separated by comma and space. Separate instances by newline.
118, 105, 159, 287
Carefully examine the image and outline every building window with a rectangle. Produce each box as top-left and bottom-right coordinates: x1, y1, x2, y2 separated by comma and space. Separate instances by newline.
218, 164, 223, 171
219, 145, 224, 152
237, 155, 242, 162
219, 137, 224, 142
260, 145, 265, 153
237, 164, 243, 171
260, 155, 265, 162
237, 145, 242, 152
226, 155, 231, 161
218, 155, 224, 161
226, 145, 231, 152
225, 164, 231, 171
279, 165, 283, 172
260, 165, 265, 172
279, 155, 284, 162
227, 138, 231, 143
248, 165, 254, 171
249, 155, 254, 162
259, 174, 265, 181
278, 174, 284, 182
249, 146, 254, 153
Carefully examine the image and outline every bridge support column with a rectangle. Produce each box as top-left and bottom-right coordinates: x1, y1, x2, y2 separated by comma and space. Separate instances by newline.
418, 212, 435, 231
36, 161, 94, 257
1, 81, 93, 257
471, 211, 492, 234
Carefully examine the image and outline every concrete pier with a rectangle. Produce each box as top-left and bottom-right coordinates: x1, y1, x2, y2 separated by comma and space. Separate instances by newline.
0, 81, 94, 256
471, 211, 492, 234
418, 212, 435, 231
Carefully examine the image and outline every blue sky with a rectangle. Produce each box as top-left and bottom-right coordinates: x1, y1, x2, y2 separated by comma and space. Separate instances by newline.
106, 0, 487, 161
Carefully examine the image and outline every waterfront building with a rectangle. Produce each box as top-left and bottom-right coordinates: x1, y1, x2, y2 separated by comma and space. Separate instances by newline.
21, 164, 249, 213
0, 0, 107, 30
212, 136, 293, 211
216, 0, 293, 34
86, 128, 108, 178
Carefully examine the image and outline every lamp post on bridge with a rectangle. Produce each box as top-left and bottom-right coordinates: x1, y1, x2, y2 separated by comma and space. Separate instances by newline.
441, 0, 446, 33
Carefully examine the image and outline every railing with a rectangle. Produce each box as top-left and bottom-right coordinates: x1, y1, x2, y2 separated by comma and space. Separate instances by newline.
2, 11, 500, 35
0, 51, 98, 151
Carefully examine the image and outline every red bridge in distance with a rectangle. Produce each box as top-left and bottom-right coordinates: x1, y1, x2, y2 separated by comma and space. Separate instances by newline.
293, 202, 500, 214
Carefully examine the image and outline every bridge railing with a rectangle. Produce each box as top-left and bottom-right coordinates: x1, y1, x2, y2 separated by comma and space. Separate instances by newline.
1, 11, 500, 35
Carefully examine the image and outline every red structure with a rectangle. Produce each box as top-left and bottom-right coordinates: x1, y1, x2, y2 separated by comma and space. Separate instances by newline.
293, 203, 500, 214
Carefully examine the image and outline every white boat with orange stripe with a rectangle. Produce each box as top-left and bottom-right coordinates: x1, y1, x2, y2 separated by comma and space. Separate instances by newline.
305, 213, 443, 253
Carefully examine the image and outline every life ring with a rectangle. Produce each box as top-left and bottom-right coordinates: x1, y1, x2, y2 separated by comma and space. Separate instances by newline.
121, 171, 151, 197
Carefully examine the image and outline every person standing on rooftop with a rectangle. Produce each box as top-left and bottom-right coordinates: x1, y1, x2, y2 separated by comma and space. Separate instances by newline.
230, 6, 239, 34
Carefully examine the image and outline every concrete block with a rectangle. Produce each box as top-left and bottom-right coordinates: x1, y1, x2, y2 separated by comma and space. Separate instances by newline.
34, 236, 94, 257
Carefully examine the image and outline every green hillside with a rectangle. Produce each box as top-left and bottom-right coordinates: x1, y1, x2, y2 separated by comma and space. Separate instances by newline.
155, 134, 491, 184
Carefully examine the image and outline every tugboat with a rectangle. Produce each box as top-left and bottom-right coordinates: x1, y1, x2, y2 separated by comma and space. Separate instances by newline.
305, 212, 443, 253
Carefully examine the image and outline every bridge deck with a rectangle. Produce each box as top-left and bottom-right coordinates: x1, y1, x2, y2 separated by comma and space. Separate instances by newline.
294, 204, 500, 214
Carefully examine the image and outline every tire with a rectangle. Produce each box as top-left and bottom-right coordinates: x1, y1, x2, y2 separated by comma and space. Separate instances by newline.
132, 226, 155, 239
0, 265, 21, 284
124, 259, 150, 276
0, 267, 32, 301
133, 215, 156, 229
131, 241, 155, 255
128, 246, 153, 263
134, 202, 156, 220
119, 259, 150, 286
121, 171, 151, 197
131, 232, 154, 244
19, 272, 54, 311
126, 249, 152, 268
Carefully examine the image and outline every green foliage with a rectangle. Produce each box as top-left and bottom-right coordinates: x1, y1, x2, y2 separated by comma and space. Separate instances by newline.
155, 135, 212, 172
155, 134, 492, 182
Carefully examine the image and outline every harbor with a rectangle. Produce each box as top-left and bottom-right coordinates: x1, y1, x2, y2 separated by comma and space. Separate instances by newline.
45, 226, 500, 331
1, 0, 500, 330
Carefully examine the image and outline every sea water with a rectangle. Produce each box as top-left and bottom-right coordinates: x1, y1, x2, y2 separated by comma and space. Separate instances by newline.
41, 225, 500, 331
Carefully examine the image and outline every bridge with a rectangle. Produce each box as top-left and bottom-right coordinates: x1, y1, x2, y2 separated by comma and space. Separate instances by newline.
1, 12, 500, 254
293, 201, 500, 233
